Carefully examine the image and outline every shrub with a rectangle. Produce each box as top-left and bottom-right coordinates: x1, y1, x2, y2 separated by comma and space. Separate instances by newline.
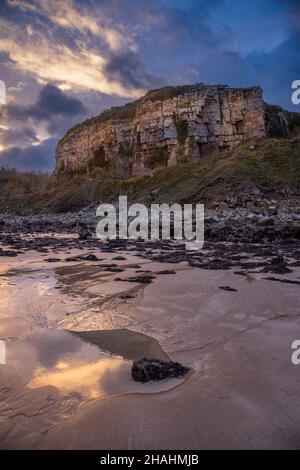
90, 146, 108, 169
147, 148, 169, 169
175, 119, 189, 144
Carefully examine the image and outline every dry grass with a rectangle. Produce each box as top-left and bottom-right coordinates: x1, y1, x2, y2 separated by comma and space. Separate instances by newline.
0, 135, 299, 214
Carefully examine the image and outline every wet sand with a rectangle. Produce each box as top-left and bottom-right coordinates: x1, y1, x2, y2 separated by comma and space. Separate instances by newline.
0, 238, 300, 449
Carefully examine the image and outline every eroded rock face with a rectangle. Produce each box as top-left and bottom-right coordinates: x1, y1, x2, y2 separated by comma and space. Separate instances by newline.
55, 84, 290, 177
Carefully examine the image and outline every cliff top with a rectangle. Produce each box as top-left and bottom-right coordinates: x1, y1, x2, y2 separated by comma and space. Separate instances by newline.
62, 83, 262, 139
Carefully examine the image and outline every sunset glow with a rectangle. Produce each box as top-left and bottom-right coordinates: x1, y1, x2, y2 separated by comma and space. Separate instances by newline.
0, 0, 299, 172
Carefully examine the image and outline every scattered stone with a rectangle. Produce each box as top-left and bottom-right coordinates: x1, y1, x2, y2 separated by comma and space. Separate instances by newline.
82, 254, 98, 261
190, 259, 233, 270
263, 277, 300, 285
270, 256, 284, 265
262, 256, 292, 274
105, 266, 124, 273
0, 250, 18, 257
44, 258, 61, 263
268, 206, 278, 215
155, 270, 176, 275
78, 228, 92, 240
99, 263, 117, 268
65, 256, 82, 262
131, 358, 190, 382
128, 275, 156, 284
115, 274, 155, 284
119, 293, 136, 299
112, 256, 127, 261
219, 285, 237, 292
257, 217, 274, 227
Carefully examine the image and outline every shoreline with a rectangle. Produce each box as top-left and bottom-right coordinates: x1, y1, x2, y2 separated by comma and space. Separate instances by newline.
0, 233, 300, 449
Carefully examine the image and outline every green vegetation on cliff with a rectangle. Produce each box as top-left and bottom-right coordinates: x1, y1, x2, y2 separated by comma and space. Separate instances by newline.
0, 135, 299, 214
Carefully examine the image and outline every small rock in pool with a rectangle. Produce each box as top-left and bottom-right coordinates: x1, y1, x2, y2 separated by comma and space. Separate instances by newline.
132, 358, 190, 383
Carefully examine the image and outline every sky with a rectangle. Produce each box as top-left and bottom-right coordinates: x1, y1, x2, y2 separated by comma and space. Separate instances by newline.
0, 0, 299, 171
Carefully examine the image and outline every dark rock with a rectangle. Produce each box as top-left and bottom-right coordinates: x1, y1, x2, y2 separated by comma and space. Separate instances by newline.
130, 275, 155, 284
105, 266, 124, 272
0, 250, 18, 257
257, 217, 274, 227
82, 254, 98, 261
131, 358, 190, 383
119, 293, 136, 299
44, 258, 61, 263
78, 228, 92, 240
270, 256, 285, 265
99, 263, 117, 268
189, 258, 233, 270
65, 256, 82, 262
112, 256, 127, 260
155, 270, 176, 275
262, 256, 292, 274
118, 275, 156, 284
263, 277, 300, 285
219, 285, 237, 292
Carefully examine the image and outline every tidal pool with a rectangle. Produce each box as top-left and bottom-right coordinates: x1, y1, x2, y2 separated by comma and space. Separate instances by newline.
0, 251, 188, 449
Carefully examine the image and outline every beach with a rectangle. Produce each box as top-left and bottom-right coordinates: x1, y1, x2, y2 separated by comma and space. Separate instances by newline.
0, 234, 299, 449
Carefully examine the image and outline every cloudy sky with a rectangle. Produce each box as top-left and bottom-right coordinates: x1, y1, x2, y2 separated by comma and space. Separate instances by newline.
0, 0, 299, 171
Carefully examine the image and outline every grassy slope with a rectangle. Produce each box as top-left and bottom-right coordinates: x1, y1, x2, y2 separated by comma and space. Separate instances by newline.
0, 136, 299, 214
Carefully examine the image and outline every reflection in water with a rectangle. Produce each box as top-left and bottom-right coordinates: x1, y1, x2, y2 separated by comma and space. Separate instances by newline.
28, 355, 127, 399
0, 251, 189, 449
0, 260, 186, 405
8, 329, 186, 404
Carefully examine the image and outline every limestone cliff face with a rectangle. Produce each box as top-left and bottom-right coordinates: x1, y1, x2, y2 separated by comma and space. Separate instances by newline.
55, 84, 290, 177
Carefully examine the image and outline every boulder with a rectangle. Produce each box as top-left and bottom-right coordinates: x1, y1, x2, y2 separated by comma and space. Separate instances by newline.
132, 358, 190, 382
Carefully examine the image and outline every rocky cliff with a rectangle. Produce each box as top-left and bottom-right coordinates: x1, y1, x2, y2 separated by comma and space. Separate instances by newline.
55, 83, 292, 177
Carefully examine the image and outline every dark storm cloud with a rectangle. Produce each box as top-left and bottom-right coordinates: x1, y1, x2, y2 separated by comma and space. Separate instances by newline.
104, 50, 164, 91
1, 0, 300, 172
0, 84, 88, 170
0, 137, 57, 171
6, 84, 86, 122
1, 126, 39, 147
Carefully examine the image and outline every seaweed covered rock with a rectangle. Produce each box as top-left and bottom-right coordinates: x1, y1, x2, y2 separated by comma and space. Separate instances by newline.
131, 358, 190, 382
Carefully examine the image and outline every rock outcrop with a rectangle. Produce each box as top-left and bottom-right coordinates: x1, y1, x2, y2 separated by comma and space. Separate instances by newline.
131, 358, 190, 382
55, 83, 292, 177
